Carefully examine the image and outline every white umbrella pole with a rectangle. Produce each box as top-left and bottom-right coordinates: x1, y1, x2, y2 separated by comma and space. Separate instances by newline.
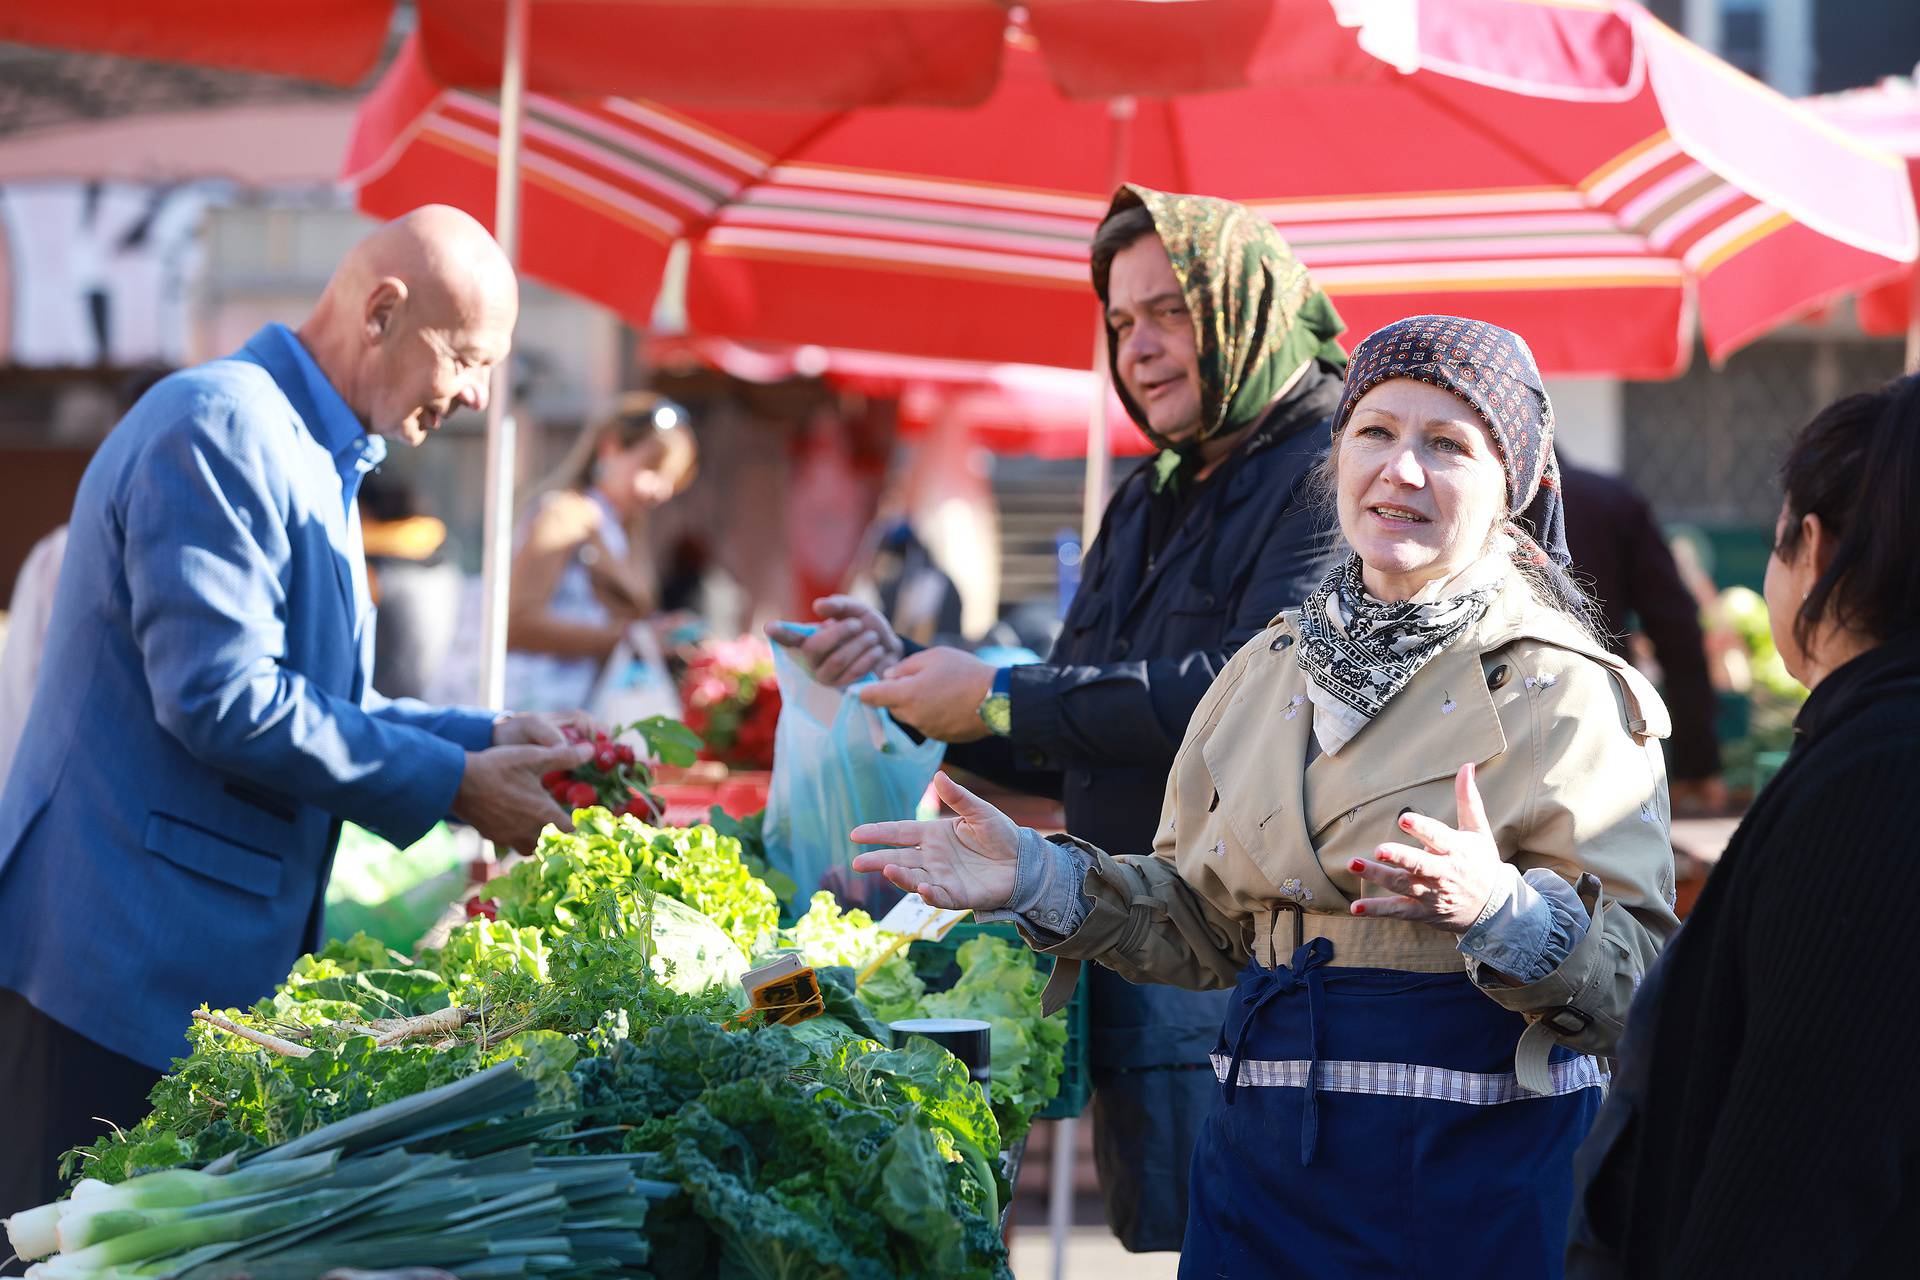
1053, 96, 1139, 1280
1079, 96, 1136, 551
1080, 326, 1112, 553
477, 0, 530, 715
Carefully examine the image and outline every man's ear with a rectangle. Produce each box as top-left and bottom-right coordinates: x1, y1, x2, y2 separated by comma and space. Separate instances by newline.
364, 277, 408, 344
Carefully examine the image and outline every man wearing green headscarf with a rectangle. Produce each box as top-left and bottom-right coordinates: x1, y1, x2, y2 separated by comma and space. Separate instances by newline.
774, 185, 1348, 1252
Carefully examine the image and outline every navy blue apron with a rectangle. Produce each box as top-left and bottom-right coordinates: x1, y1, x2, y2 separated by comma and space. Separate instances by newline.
1180, 938, 1603, 1280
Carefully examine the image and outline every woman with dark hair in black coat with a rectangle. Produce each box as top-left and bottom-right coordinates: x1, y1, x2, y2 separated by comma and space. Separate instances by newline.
1567, 372, 1920, 1279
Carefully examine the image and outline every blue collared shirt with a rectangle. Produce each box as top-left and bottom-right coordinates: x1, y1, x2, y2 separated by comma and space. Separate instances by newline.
256, 322, 387, 511
249, 324, 386, 643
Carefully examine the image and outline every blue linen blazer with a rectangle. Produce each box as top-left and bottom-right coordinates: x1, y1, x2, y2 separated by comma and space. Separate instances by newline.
0, 325, 497, 1070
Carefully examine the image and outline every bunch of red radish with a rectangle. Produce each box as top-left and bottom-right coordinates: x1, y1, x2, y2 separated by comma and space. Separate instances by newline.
542, 729, 663, 822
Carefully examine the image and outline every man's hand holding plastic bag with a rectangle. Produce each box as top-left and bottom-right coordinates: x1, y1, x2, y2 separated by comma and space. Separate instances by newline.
767, 597, 998, 743
760, 637, 946, 913
766, 595, 900, 686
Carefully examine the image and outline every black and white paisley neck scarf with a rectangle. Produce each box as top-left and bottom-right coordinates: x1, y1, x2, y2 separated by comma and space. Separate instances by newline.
1295, 555, 1502, 756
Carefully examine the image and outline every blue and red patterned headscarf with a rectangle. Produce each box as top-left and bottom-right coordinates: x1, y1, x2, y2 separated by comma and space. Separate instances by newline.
1332, 315, 1573, 587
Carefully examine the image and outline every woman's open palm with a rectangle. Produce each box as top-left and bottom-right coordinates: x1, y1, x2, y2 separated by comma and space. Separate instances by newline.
850, 772, 1021, 910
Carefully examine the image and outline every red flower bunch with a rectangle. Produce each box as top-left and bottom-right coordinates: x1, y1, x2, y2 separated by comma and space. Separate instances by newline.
541, 725, 665, 821
680, 635, 781, 770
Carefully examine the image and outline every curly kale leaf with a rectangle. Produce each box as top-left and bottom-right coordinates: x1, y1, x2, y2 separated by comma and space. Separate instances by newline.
664, 1093, 891, 1280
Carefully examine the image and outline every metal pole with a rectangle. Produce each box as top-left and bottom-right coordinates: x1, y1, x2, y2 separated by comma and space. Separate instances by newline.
1060, 97, 1135, 1274
1079, 96, 1136, 551
477, 0, 530, 714
1081, 337, 1112, 552
1047, 1116, 1078, 1280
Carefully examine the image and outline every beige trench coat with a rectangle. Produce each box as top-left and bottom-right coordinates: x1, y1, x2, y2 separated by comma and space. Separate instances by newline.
1034, 565, 1681, 1087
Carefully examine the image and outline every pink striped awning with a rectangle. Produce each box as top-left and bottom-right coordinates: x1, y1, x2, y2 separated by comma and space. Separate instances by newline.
1806, 79, 1920, 344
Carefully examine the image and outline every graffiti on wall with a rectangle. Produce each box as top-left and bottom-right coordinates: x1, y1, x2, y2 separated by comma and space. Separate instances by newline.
0, 180, 222, 367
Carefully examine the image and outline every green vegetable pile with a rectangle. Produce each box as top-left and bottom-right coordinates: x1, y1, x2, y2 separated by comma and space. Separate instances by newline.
567, 1016, 1009, 1279
47, 1010, 1013, 1277
489, 811, 780, 957
65, 907, 729, 1183
53, 806, 1062, 1276
778, 896, 1067, 1146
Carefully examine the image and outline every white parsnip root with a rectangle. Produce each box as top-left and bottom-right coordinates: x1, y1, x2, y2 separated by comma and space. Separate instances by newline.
191, 1011, 312, 1059
190, 1006, 476, 1060
372, 1006, 474, 1046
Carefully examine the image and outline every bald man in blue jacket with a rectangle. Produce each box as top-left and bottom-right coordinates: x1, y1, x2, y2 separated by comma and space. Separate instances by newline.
0, 207, 597, 1215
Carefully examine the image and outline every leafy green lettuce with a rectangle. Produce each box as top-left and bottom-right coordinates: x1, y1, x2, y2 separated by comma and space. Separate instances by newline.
490, 815, 780, 955
921, 935, 1067, 1147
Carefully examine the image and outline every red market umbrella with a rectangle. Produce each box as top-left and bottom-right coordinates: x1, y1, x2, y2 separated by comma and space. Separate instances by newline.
0, 0, 1345, 104
348, 1, 1916, 539
349, 3, 1916, 380
0, 1, 394, 85
1807, 78, 1920, 372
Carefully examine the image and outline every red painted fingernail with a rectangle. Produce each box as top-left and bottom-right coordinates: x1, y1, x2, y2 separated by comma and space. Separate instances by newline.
1399, 816, 1414, 830
1353, 902, 1367, 915
1349, 859, 1366, 873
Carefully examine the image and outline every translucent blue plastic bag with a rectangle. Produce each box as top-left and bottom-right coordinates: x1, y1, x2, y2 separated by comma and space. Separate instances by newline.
763, 640, 946, 914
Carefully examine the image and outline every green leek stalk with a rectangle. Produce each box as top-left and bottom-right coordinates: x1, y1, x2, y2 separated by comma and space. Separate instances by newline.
10, 1152, 341, 1262
30, 1188, 353, 1278
55, 1182, 325, 1255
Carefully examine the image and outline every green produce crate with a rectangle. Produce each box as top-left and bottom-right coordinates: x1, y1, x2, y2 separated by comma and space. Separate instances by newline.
907, 920, 1092, 1121
1712, 690, 1751, 752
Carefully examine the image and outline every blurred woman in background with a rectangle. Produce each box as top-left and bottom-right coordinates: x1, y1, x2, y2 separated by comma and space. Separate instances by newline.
505, 392, 697, 712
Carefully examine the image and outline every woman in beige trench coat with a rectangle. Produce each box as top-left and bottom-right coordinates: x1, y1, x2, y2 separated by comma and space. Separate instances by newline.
855, 316, 1679, 1279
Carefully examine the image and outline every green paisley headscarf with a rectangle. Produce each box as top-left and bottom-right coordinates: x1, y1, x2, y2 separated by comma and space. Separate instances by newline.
1093, 184, 1348, 478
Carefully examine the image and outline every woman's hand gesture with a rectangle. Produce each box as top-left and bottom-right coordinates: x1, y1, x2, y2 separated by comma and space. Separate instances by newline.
850, 773, 1021, 911
1347, 762, 1507, 934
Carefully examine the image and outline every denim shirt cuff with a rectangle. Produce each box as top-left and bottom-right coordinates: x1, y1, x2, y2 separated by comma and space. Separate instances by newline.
972, 827, 1093, 939
1458, 865, 1592, 985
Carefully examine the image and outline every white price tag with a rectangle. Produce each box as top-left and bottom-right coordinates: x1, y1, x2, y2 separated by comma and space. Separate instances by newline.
875, 892, 971, 942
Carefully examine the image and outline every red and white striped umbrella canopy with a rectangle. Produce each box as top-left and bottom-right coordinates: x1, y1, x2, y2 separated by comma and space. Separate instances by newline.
648, 333, 1156, 459
348, 0, 1917, 379
1806, 77, 1920, 352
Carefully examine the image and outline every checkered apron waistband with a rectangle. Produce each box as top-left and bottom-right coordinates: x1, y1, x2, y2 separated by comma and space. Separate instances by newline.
1208, 1051, 1610, 1105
